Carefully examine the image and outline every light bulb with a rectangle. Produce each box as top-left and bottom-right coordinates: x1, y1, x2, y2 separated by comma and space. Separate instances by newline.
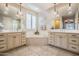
56, 14, 60, 17
3, 11, 8, 15
16, 14, 19, 18
68, 6, 72, 11
3, 6, 9, 15
54, 11, 57, 15
16, 12, 23, 19
5, 7, 9, 11
67, 6, 72, 15
68, 11, 72, 14
18, 11, 22, 16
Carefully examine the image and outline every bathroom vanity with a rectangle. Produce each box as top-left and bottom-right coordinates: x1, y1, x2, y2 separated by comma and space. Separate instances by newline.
48, 30, 79, 54
0, 32, 26, 52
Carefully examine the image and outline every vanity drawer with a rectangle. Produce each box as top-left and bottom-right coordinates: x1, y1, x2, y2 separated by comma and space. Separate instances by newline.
0, 38, 6, 41
0, 38, 6, 45
49, 33, 54, 37
69, 38, 79, 45
0, 45, 7, 52
69, 34, 79, 37
68, 44, 79, 53
48, 38, 54, 45
0, 40, 6, 45
50, 35, 54, 38
22, 39, 26, 42
0, 34, 6, 38
55, 33, 67, 37
49, 32, 54, 35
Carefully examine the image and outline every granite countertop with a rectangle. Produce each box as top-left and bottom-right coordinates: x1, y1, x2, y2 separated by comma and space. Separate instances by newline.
50, 29, 79, 33
0, 31, 23, 33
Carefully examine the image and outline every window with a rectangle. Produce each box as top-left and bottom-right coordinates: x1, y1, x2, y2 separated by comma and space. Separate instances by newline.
26, 13, 36, 30
12, 20, 18, 31
26, 13, 31, 29
65, 23, 75, 30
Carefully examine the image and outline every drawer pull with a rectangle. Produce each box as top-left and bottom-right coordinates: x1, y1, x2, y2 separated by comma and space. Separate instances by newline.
0, 35, 4, 36
72, 47, 76, 49
59, 36, 62, 38
72, 35, 76, 36
0, 47, 4, 49
71, 40, 76, 42
13, 36, 16, 38
0, 40, 4, 42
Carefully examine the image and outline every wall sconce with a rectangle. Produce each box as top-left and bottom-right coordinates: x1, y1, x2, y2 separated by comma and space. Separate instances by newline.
16, 3, 23, 19
53, 3, 59, 17
3, 3, 9, 15
68, 3, 72, 14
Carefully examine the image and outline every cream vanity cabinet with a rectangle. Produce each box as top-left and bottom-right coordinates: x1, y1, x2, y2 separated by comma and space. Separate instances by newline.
0, 32, 26, 52
49, 32, 79, 54
0, 33, 7, 52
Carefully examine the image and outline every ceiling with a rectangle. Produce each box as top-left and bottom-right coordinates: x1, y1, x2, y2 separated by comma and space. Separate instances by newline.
30, 3, 53, 11
0, 3, 78, 17
24, 3, 78, 17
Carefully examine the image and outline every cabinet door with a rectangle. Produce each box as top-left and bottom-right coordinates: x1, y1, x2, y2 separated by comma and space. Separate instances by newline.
48, 38, 54, 45
54, 36, 61, 47
14, 34, 21, 47
7, 36, 14, 49
61, 37, 68, 49
54, 33, 61, 47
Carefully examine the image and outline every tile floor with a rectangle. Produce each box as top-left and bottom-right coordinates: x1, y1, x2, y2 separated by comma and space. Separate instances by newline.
0, 45, 79, 56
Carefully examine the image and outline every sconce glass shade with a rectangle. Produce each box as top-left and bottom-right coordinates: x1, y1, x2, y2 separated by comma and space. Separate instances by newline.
3, 6, 9, 15
53, 11, 57, 15
16, 11, 23, 19
53, 11, 60, 18
68, 6, 72, 11
67, 3, 72, 14
18, 11, 23, 16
